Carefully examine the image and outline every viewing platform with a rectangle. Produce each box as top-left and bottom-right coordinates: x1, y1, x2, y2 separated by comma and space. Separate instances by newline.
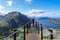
4, 19, 55, 40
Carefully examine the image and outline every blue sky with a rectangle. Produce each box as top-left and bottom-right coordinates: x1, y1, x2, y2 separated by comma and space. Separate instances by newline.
0, 0, 60, 18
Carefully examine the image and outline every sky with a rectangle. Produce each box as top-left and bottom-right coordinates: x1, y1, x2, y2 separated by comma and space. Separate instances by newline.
0, 0, 60, 18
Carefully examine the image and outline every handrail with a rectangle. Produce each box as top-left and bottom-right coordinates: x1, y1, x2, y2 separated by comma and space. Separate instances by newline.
31, 19, 54, 40
3, 19, 60, 40
4, 21, 31, 40
36, 19, 60, 39
34, 20, 53, 34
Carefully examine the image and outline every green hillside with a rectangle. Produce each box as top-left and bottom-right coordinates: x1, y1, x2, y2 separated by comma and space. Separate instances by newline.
0, 11, 30, 39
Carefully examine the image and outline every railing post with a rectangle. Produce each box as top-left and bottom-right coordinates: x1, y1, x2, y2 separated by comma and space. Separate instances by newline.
24, 26, 26, 40
27, 24, 29, 34
14, 30, 17, 40
41, 24, 43, 40
38, 23, 39, 34
49, 30, 53, 40
32, 19, 34, 27
35, 21, 37, 28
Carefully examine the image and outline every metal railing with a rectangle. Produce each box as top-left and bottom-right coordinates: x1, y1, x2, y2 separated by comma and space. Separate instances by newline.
4, 20, 31, 40
3, 19, 60, 40
36, 19, 60, 40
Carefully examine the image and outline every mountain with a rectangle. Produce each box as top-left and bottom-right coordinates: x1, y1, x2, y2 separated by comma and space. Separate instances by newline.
0, 11, 30, 37
38, 17, 60, 20
38, 17, 50, 20
47, 18, 60, 24
0, 15, 4, 20
0, 11, 30, 28
38, 17, 60, 24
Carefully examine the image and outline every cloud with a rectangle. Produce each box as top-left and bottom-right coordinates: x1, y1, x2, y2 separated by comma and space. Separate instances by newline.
24, 9, 45, 17
25, 0, 32, 4
24, 9, 60, 18
28, 9, 45, 14
0, 5, 8, 15
7, 0, 13, 6
45, 13, 60, 18
0, 5, 4, 9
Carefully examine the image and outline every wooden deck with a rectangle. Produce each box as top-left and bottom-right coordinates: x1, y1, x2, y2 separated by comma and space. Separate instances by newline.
26, 33, 41, 40
4, 19, 54, 40
26, 27, 41, 40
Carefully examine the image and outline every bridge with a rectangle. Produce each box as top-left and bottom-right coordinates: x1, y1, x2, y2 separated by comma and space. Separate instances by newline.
4, 19, 57, 40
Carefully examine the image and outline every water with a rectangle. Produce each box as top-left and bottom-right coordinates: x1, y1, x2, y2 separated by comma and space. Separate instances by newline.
39, 20, 60, 39
39, 20, 60, 29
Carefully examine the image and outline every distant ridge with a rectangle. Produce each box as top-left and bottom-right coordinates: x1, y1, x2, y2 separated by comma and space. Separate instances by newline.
0, 15, 4, 20
38, 17, 60, 24
38, 17, 50, 20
